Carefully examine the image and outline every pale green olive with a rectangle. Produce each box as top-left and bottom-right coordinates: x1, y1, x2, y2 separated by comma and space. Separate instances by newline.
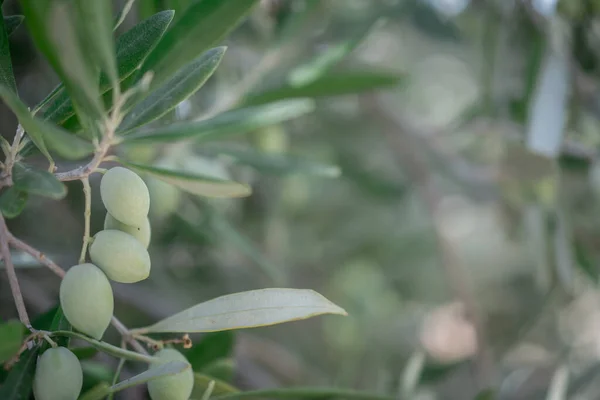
100, 167, 150, 226
146, 176, 181, 221
147, 349, 194, 400
104, 212, 151, 248
33, 347, 83, 400
59, 263, 113, 340
89, 230, 151, 283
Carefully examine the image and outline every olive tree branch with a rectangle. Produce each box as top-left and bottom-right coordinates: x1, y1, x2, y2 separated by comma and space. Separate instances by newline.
0, 213, 30, 327
6, 232, 149, 355
78, 177, 92, 264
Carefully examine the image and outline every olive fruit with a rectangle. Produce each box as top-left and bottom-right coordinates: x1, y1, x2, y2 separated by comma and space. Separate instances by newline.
100, 167, 150, 226
147, 349, 194, 400
33, 347, 83, 400
89, 230, 151, 283
104, 212, 151, 248
146, 176, 181, 220
59, 263, 113, 339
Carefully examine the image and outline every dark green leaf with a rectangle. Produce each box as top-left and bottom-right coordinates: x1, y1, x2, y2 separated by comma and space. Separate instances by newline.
183, 331, 234, 371
211, 387, 395, 400
0, 8, 16, 93
74, 0, 118, 89
0, 346, 39, 400
206, 146, 341, 178
137, 0, 259, 90
4, 16, 24, 37
19, 0, 104, 121
121, 99, 315, 143
121, 160, 251, 198
244, 71, 403, 105
0, 187, 28, 219
31, 305, 60, 331
78, 383, 111, 400
0, 80, 94, 160
119, 46, 225, 132
44, 306, 71, 349
71, 347, 98, 361
201, 358, 235, 383
12, 163, 66, 199
42, 10, 175, 126
0, 321, 24, 364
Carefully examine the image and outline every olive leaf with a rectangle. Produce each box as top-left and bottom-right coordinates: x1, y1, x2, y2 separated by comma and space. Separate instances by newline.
121, 161, 252, 198
77, 383, 111, 400
137, 0, 259, 91
182, 331, 234, 372
192, 373, 239, 398
0, 346, 40, 400
119, 46, 226, 132
109, 361, 190, 392
0, 187, 28, 219
120, 99, 315, 143
0, 321, 24, 364
4, 15, 24, 37
12, 163, 66, 200
135, 288, 347, 333
0, 6, 16, 93
211, 388, 396, 400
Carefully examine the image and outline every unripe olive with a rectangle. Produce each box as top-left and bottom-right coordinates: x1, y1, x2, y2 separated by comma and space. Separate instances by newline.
147, 349, 194, 400
104, 212, 151, 248
33, 347, 83, 400
89, 230, 151, 283
100, 167, 150, 226
146, 176, 181, 220
60, 264, 113, 339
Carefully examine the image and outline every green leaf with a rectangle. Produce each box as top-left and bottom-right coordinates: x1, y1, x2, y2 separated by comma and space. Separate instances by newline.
44, 306, 71, 349
78, 383, 111, 400
211, 388, 395, 400
109, 361, 190, 393
0, 321, 24, 364
4, 16, 24, 37
121, 99, 315, 143
0, 187, 28, 219
0, 85, 94, 160
183, 331, 234, 371
201, 358, 235, 383
137, 288, 347, 333
192, 373, 239, 398
0, 7, 16, 93
12, 163, 66, 199
121, 160, 252, 198
137, 0, 259, 90
207, 146, 341, 178
71, 346, 98, 361
0, 346, 39, 400
74, 0, 118, 90
19, 0, 104, 121
119, 46, 225, 132
42, 10, 175, 126
244, 71, 403, 105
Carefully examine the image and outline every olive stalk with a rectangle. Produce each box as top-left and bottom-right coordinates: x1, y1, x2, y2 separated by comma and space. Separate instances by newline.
79, 177, 92, 264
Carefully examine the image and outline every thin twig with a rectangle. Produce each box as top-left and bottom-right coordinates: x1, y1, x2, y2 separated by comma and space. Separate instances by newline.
0, 214, 30, 327
79, 178, 92, 264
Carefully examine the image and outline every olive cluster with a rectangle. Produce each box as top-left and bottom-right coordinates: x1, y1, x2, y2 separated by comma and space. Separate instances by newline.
33, 167, 193, 400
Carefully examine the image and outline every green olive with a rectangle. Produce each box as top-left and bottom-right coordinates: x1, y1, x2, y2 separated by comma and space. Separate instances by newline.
89, 230, 151, 283
33, 347, 83, 400
146, 176, 181, 220
59, 264, 113, 340
104, 212, 151, 248
100, 167, 150, 226
147, 349, 194, 400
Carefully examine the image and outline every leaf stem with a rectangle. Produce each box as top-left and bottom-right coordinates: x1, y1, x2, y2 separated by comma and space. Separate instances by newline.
0, 213, 30, 327
79, 178, 92, 263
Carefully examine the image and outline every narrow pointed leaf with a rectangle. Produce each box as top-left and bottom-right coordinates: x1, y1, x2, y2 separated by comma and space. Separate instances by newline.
119, 46, 225, 132
109, 361, 190, 393
42, 10, 175, 126
0, 346, 39, 400
211, 387, 395, 400
19, 0, 104, 121
122, 160, 251, 198
0, 187, 28, 219
0, 7, 16, 93
44, 306, 71, 349
121, 99, 315, 143
207, 146, 341, 178
4, 15, 24, 37
12, 163, 66, 199
0, 321, 24, 363
244, 71, 403, 105
75, 0, 118, 89
192, 373, 239, 398
137, 0, 259, 90
140, 288, 347, 333
0, 85, 93, 160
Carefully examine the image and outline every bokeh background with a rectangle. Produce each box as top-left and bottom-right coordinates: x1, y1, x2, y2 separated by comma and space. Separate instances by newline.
3, 0, 600, 399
